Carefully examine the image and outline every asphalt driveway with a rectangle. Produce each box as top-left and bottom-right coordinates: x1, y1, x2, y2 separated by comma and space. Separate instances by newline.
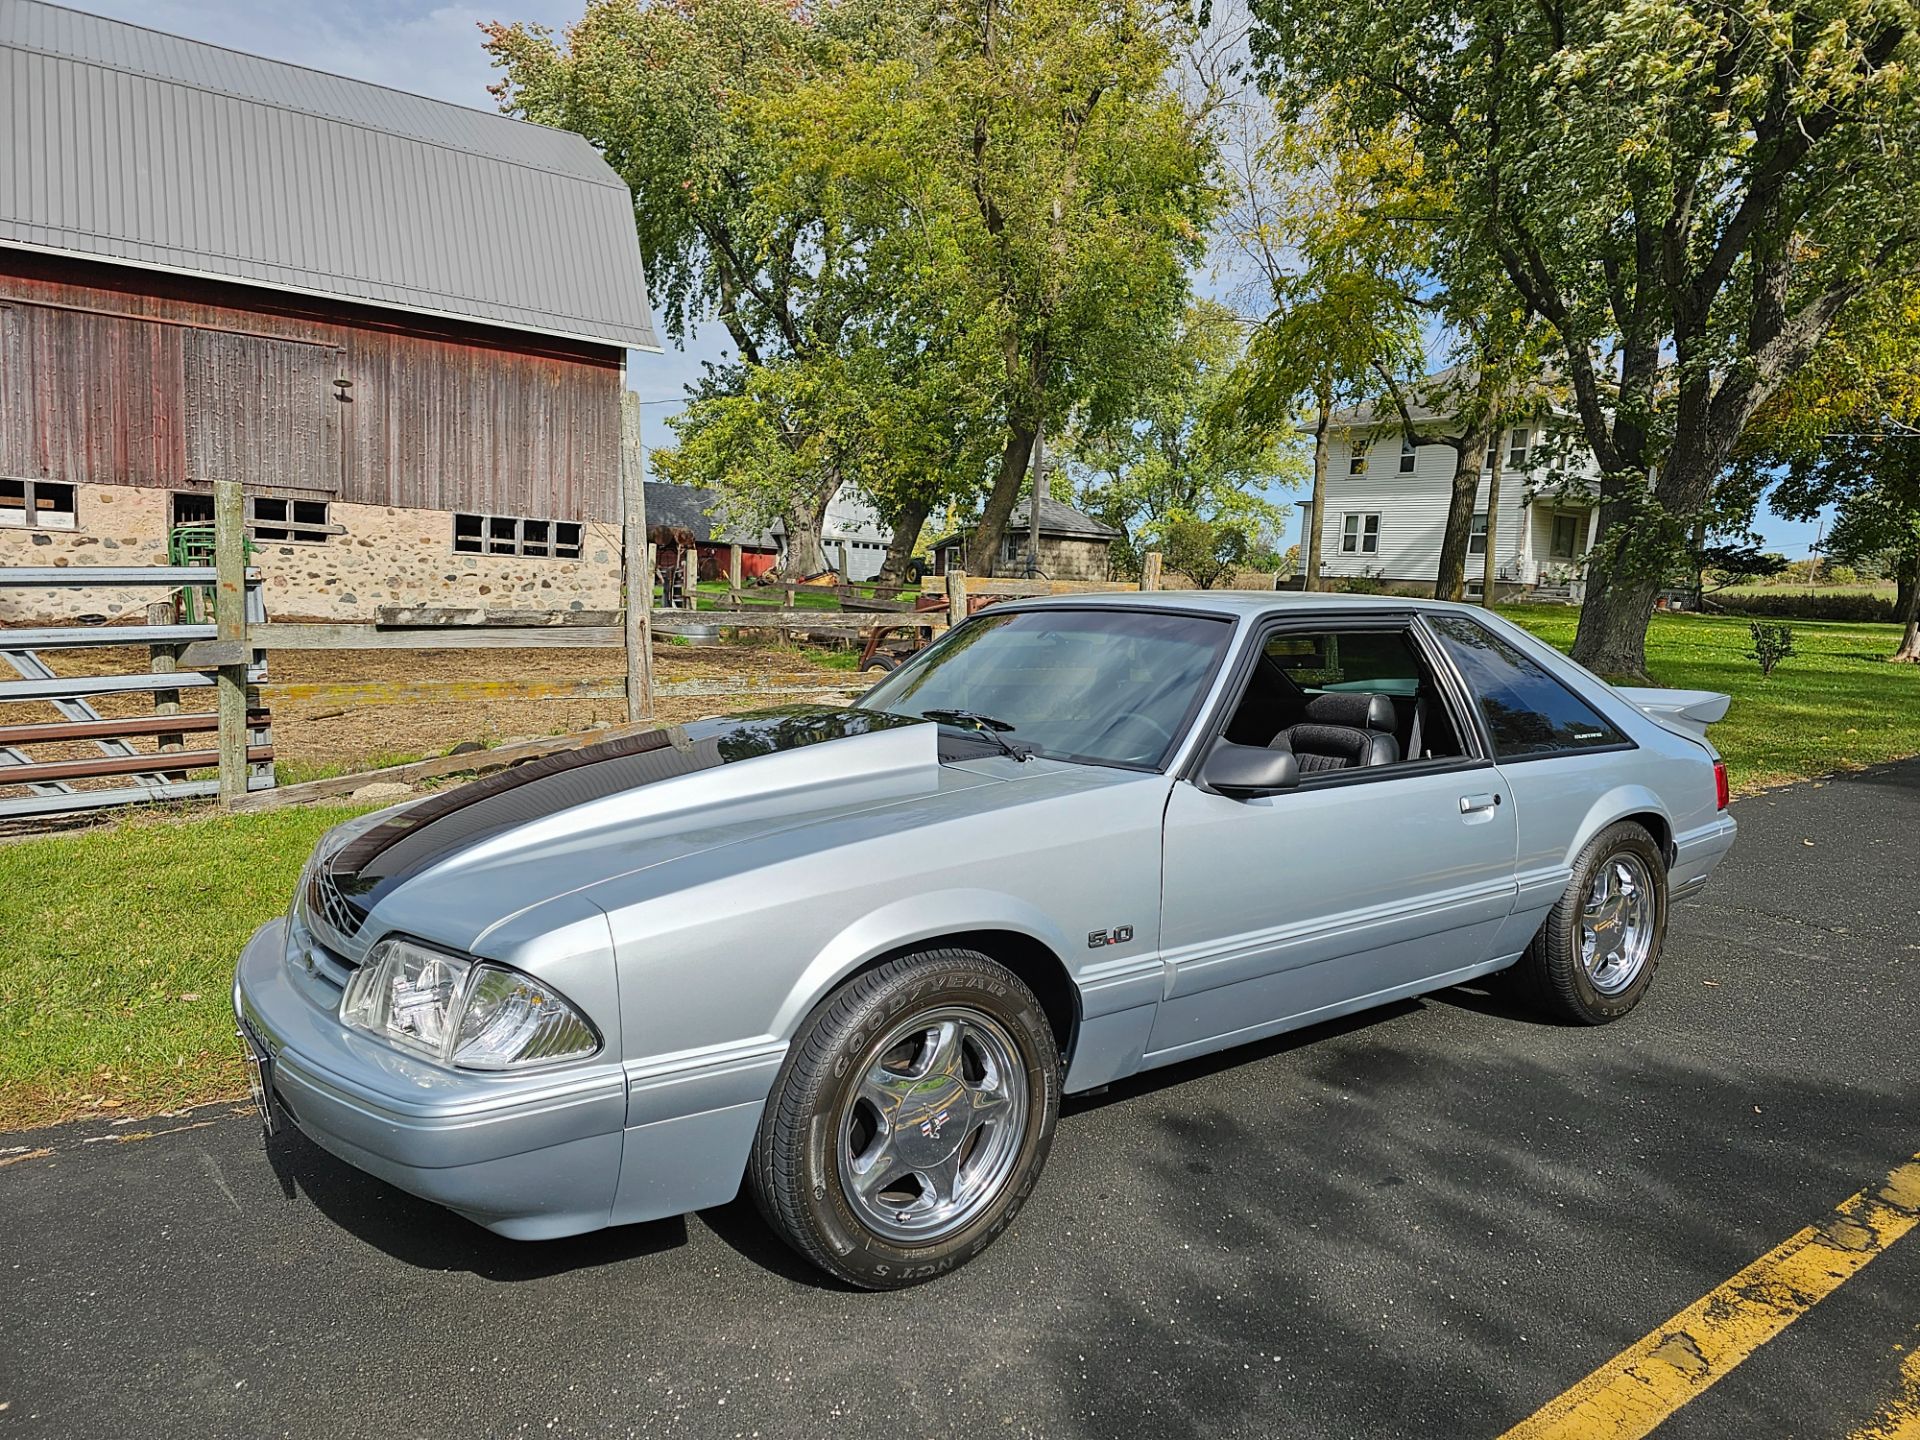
3, 760, 1916, 1439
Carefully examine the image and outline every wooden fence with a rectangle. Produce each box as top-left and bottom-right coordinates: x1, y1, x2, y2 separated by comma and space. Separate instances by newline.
2, 453, 1164, 819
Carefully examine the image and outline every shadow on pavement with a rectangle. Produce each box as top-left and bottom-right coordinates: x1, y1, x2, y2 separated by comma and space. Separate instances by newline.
266, 1124, 688, 1280
1031, 1012, 1914, 1440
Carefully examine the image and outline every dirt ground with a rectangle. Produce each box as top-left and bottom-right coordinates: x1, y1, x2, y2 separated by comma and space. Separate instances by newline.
3, 637, 862, 799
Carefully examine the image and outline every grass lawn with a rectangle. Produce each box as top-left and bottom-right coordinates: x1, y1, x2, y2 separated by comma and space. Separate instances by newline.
1499, 607, 1920, 793
0, 805, 370, 1130
3, 606, 1915, 1132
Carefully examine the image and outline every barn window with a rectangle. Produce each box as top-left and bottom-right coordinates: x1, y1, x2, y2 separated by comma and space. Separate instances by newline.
0, 479, 78, 530
250, 496, 334, 544
453, 513, 583, 559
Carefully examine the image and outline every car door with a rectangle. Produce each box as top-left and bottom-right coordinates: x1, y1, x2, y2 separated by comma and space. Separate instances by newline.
1146, 615, 1519, 1065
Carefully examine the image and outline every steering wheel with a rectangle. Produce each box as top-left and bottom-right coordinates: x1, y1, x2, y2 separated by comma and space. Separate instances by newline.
1091, 711, 1175, 763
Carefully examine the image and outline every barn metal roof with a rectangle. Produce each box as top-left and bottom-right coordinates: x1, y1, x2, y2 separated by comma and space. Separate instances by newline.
0, 0, 658, 351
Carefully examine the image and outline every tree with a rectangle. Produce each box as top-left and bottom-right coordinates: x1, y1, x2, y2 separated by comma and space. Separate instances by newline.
1159, 515, 1255, 588
1069, 300, 1299, 571
1740, 282, 1920, 660
795, 0, 1222, 577
1249, 0, 1920, 678
1223, 112, 1425, 590
485, 0, 932, 575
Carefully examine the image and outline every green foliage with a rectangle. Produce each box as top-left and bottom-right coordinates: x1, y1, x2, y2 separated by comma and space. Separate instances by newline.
1157, 514, 1253, 589
1745, 622, 1798, 677
1069, 301, 1299, 571
1247, 0, 1920, 670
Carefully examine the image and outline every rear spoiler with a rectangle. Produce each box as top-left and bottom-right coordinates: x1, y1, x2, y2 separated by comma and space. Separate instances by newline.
1613, 686, 1730, 738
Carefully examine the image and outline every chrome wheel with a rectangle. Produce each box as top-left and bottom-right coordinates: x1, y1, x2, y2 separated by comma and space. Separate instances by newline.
1581, 852, 1657, 995
836, 1007, 1029, 1243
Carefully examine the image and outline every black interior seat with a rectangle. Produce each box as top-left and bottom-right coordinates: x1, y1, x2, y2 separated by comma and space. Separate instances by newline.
1269, 692, 1402, 772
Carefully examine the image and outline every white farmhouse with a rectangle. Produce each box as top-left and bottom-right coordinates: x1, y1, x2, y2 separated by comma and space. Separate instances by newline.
1302, 374, 1603, 601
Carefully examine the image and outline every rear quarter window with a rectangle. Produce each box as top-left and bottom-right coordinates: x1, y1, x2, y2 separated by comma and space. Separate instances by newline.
1427, 615, 1629, 759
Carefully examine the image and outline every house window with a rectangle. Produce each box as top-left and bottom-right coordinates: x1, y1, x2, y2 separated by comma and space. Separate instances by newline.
250, 496, 334, 544
1468, 512, 1488, 556
0, 478, 77, 530
1341, 513, 1380, 555
1550, 513, 1581, 559
1508, 426, 1531, 468
453, 512, 584, 559
1399, 436, 1417, 474
1347, 442, 1369, 476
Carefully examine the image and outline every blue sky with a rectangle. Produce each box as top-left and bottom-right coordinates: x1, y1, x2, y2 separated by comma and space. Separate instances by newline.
62, 0, 1822, 556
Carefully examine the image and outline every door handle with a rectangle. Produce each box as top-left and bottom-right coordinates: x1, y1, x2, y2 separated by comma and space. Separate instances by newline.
1459, 792, 1502, 815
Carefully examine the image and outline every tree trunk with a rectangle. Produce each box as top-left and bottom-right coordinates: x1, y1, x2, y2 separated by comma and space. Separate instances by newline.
877, 494, 933, 587
966, 413, 1038, 577
1893, 550, 1920, 663
1572, 558, 1664, 680
1434, 430, 1491, 602
1480, 431, 1505, 608
778, 490, 833, 579
1303, 400, 1330, 592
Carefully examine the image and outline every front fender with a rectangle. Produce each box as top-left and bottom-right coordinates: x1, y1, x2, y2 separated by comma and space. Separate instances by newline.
770, 887, 1079, 1040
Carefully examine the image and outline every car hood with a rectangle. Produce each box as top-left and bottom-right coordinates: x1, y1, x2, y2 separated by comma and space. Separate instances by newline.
307, 707, 1014, 956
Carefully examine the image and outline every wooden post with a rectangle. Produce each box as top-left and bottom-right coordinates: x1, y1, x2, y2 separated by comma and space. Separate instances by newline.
620, 391, 655, 722
1140, 551, 1163, 592
728, 543, 742, 593
147, 598, 183, 754
946, 567, 968, 628
838, 540, 851, 583
681, 550, 697, 612
214, 480, 248, 805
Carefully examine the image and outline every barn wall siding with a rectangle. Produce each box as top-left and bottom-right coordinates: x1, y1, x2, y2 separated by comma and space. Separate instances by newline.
0, 482, 622, 623
0, 253, 622, 522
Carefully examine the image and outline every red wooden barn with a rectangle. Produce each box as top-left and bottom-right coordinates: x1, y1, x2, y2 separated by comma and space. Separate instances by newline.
0, 0, 658, 623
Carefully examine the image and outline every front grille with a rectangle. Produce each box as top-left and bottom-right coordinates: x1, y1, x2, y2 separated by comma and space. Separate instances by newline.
307, 865, 369, 946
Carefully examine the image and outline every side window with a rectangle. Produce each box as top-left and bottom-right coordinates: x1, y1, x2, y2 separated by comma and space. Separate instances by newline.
1428, 615, 1628, 759
1221, 626, 1465, 766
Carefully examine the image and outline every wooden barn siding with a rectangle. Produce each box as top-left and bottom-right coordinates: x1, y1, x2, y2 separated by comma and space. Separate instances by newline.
0, 253, 622, 521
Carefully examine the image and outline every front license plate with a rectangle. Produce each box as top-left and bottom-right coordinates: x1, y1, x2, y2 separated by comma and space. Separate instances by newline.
237, 1022, 276, 1140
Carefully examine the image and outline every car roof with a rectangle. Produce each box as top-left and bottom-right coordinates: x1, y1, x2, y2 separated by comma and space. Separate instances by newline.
1001, 589, 1494, 620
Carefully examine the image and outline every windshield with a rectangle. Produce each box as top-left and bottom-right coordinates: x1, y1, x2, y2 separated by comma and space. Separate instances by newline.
859, 607, 1233, 769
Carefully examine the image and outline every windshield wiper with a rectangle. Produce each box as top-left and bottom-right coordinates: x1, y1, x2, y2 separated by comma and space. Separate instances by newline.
921, 709, 1032, 762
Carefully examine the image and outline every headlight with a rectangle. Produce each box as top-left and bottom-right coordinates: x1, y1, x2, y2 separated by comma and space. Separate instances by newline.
339, 936, 600, 1070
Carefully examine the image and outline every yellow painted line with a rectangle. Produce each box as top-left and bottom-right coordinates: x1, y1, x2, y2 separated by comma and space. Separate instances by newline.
1848, 1329, 1920, 1440
1499, 1153, 1920, 1440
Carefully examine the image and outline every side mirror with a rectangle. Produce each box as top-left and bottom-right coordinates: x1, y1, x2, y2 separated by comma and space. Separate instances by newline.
1201, 740, 1301, 798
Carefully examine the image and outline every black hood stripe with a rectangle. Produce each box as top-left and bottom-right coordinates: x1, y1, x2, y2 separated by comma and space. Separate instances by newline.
327, 706, 928, 912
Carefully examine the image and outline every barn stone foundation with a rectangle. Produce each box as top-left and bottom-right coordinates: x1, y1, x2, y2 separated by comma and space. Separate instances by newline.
0, 483, 623, 624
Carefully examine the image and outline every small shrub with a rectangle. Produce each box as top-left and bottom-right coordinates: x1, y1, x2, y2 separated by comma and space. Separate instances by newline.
1334, 575, 1386, 595
1745, 621, 1796, 677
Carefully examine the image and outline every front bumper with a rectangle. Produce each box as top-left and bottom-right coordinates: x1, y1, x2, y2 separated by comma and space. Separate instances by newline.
232, 919, 628, 1239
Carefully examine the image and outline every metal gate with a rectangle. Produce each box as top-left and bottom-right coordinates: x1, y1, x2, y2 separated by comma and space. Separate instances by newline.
0, 564, 273, 819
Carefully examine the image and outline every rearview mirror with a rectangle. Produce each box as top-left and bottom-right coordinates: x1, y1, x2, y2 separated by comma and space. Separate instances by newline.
1201, 740, 1301, 798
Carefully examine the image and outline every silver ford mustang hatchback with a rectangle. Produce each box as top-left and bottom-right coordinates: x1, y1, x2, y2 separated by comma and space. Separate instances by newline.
234, 593, 1736, 1287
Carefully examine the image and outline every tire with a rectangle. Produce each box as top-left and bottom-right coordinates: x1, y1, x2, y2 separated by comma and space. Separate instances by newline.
749, 949, 1061, 1289
860, 655, 897, 674
1516, 821, 1668, 1024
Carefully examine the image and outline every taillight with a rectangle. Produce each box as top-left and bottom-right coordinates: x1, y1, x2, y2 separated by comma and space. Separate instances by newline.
1713, 760, 1730, 811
